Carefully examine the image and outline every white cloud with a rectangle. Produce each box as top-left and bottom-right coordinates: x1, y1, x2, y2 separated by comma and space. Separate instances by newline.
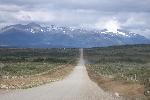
16, 11, 55, 22
105, 19, 120, 33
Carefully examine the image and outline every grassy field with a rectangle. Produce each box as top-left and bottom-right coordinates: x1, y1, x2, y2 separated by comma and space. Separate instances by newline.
0, 48, 79, 89
84, 44, 150, 99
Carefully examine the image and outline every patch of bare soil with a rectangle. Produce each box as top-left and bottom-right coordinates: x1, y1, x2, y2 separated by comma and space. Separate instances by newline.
0, 64, 75, 89
86, 67, 147, 100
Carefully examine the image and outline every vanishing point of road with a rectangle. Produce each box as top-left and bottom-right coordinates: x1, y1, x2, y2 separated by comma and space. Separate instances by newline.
0, 49, 123, 100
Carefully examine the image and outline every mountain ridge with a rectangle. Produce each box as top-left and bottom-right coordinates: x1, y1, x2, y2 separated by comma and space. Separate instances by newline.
0, 23, 150, 48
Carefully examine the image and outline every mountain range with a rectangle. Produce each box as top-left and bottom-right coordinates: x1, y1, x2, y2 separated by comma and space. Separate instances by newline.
0, 22, 150, 48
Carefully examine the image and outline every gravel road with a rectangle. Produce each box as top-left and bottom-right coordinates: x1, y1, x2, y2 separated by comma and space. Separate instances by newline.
0, 49, 123, 100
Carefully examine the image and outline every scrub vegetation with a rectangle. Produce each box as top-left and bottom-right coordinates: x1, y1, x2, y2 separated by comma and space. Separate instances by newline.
84, 44, 150, 100
0, 48, 79, 89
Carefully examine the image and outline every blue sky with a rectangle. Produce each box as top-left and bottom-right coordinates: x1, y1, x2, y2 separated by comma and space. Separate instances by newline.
0, 0, 150, 38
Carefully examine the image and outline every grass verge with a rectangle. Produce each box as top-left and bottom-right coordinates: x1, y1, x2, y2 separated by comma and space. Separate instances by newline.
0, 63, 75, 89
86, 65, 147, 100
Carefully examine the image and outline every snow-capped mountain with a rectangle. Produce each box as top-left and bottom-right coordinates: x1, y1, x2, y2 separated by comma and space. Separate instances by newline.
0, 23, 150, 48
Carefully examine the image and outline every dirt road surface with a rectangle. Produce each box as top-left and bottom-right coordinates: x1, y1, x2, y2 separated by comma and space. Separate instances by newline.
0, 49, 123, 100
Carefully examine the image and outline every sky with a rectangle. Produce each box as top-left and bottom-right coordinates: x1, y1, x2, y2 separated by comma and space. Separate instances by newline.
0, 0, 150, 38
